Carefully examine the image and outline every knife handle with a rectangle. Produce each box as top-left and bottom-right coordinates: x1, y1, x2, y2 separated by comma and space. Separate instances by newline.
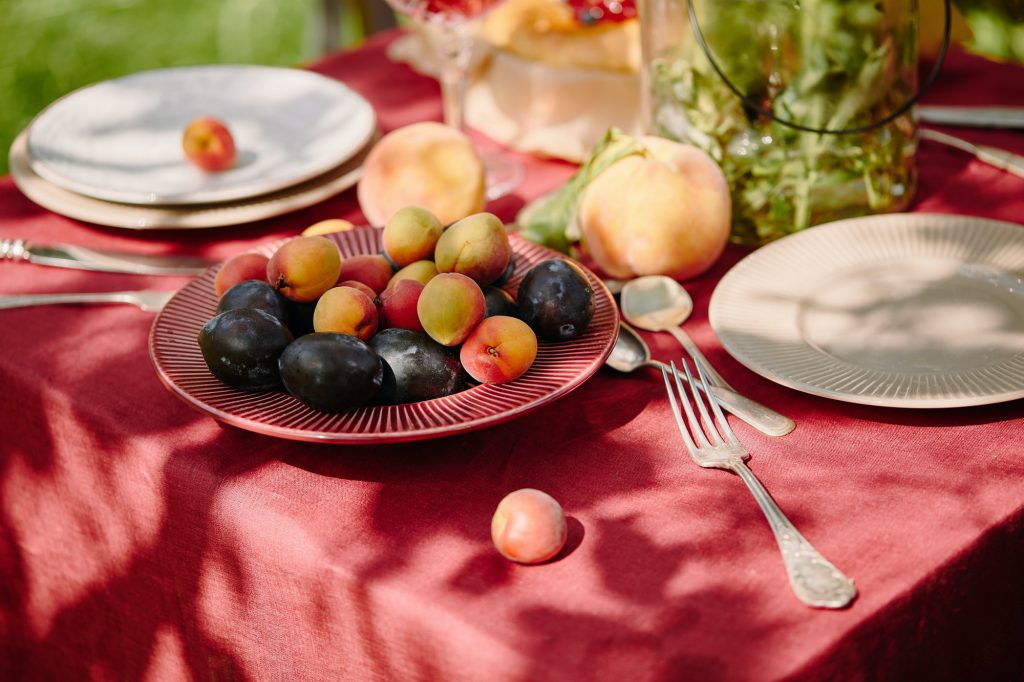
975, 145, 1024, 180
0, 239, 30, 262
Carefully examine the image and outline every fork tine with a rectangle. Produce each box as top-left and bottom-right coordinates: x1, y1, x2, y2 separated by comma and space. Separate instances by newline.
679, 358, 724, 447
660, 365, 700, 457
688, 349, 743, 448
669, 361, 713, 449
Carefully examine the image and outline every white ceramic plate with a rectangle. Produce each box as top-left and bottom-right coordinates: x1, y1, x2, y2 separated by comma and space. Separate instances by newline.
27, 65, 376, 205
9, 129, 372, 229
709, 214, 1024, 408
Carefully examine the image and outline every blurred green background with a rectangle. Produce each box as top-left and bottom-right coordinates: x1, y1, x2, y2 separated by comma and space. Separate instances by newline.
0, 0, 1020, 178
0, 0, 382, 176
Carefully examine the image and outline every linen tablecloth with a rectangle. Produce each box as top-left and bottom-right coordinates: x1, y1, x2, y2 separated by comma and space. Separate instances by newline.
2, 31, 1023, 681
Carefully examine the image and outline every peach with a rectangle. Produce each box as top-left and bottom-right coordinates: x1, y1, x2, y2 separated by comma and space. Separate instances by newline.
383, 206, 444, 267
338, 254, 394, 294
577, 135, 730, 281
302, 219, 355, 236
266, 236, 343, 303
417, 272, 485, 346
386, 260, 438, 291
337, 280, 378, 303
460, 316, 537, 384
379, 278, 425, 332
491, 488, 568, 564
434, 212, 511, 285
214, 252, 270, 297
313, 286, 378, 341
182, 116, 237, 172
357, 122, 487, 226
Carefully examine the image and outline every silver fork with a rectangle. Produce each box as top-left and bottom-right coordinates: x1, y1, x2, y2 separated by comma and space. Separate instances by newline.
0, 289, 175, 312
662, 357, 857, 609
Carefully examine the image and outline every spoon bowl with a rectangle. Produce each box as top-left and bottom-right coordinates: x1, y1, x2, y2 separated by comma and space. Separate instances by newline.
606, 322, 666, 373
619, 275, 694, 331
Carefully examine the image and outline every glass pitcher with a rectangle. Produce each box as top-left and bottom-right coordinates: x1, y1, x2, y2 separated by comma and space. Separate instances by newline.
640, 0, 950, 245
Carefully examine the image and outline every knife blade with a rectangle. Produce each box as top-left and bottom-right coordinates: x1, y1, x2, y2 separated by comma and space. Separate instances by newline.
920, 128, 1024, 179
0, 239, 216, 275
917, 105, 1024, 129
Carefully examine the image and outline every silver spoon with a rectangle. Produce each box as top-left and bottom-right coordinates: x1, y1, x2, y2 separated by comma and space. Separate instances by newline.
619, 276, 795, 437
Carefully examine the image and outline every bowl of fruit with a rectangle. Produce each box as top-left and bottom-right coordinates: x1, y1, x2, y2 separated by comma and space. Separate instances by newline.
149, 209, 619, 443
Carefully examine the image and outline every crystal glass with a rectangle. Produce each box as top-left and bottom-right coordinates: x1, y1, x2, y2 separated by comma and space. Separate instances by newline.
386, 0, 524, 199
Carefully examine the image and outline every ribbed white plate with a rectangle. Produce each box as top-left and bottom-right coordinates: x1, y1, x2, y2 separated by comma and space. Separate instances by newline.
28, 65, 376, 205
149, 228, 619, 443
709, 214, 1024, 408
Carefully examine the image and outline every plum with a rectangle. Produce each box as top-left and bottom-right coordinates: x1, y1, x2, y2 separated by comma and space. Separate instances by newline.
278, 333, 383, 412
517, 259, 594, 341
370, 328, 464, 404
198, 308, 293, 391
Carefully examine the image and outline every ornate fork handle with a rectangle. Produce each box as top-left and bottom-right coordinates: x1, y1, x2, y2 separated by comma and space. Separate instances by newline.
0, 239, 30, 262
729, 459, 857, 608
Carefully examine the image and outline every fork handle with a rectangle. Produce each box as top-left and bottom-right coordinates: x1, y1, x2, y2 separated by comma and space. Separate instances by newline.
0, 292, 140, 310
731, 460, 857, 608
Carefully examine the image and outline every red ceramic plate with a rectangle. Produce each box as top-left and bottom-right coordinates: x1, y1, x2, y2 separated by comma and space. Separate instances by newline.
149, 227, 619, 444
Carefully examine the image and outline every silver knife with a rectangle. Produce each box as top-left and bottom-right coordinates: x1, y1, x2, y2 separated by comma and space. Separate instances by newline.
917, 105, 1024, 130
920, 128, 1024, 179
0, 239, 216, 275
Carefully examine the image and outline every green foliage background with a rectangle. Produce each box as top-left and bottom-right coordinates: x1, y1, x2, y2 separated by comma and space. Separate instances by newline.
0, 0, 369, 176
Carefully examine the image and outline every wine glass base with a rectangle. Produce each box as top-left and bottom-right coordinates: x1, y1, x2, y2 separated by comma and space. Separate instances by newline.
480, 149, 524, 201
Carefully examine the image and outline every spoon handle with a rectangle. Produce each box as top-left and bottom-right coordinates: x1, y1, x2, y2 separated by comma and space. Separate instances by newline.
664, 327, 796, 437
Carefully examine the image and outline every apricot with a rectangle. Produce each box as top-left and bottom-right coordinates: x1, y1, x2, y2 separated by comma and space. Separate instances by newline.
266, 236, 343, 303
337, 280, 378, 303
337, 253, 394, 294
214, 252, 270, 297
183, 116, 236, 172
313, 286, 378, 341
386, 260, 438, 290
383, 206, 444, 267
491, 489, 568, 564
302, 218, 355, 236
460, 316, 537, 384
356, 122, 487, 226
577, 136, 730, 280
434, 212, 512, 285
379, 278, 425, 332
417, 272, 485, 346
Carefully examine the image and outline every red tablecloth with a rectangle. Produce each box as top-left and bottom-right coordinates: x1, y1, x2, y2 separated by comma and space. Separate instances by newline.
2, 32, 1023, 681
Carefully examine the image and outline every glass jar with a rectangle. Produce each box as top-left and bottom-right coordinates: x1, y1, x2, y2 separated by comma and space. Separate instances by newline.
641, 0, 939, 245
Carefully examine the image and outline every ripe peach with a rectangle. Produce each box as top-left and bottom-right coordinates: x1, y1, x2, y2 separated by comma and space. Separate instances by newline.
266, 236, 343, 303
434, 212, 511, 285
356, 122, 486, 226
214, 252, 270, 297
182, 116, 237, 172
338, 253, 394, 294
313, 286, 378, 341
386, 260, 438, 291
379, 278, 425, 332
302, 218, 355, 236
383, 206, 444, 267
577, 136, 730, 280
337, 280, 378, 303
491, 488, 568, 564
417, 272, 485, 346
460, 316, 537, 384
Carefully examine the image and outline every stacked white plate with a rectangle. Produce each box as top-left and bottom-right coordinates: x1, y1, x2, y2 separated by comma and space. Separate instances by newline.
9, 65, 377, 229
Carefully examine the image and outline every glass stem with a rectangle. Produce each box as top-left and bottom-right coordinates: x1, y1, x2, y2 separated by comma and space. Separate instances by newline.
436, 22, 473, 131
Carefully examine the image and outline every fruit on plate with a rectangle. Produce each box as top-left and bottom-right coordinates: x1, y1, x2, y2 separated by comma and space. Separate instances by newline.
379, 278, 426, 332
460, 316, 538, 384
417, 272, 486, 346
198, 308, 293, 391
214, 252, 270, 297
383, 206, 444, 267
278, 333, 384, 412
266, 236, 343, 303
482, 285, 518, 318
387, 260, 438, 290
312, 286, 378, 341
302, 218, 355, 236
434, 212, 512, 285
516, 129, 730, 281
491, 488, 569, 564
216, 279, 288, 324
370, 328, 465, 404
337, 254, 394, 295
517, 258, 594, 341
357, 122, 487, 226
182, 116, 237, 172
